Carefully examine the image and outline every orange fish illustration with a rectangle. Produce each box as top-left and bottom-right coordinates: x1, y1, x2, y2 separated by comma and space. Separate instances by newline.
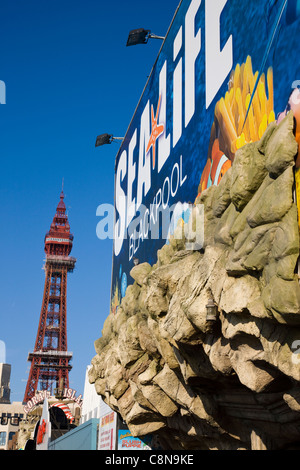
197, 139, 231, 196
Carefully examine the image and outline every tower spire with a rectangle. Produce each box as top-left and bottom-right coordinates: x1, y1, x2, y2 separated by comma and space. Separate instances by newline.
44, 189, 72, 257
23, 190, 76, 405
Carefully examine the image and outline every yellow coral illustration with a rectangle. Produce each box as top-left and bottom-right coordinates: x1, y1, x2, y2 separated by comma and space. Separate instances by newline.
218, 55, 275, 154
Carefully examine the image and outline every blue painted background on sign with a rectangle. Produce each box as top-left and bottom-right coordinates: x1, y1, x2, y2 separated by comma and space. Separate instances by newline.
110, 0, 300, 312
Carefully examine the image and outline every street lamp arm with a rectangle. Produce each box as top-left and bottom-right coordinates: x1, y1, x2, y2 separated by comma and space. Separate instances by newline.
148, 33, 165, 40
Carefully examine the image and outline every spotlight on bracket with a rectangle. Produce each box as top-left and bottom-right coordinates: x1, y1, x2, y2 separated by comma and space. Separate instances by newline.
126, 28, 165, 47
95, 134, 124, 147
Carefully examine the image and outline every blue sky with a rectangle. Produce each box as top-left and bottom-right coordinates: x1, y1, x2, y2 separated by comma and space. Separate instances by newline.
0, 0, 178, 403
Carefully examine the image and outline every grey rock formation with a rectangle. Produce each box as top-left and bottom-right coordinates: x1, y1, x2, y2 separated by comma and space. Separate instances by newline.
89, 112, 300, 450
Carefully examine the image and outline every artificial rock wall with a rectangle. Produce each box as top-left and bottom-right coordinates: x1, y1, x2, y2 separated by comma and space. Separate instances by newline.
89, 112, 300, 450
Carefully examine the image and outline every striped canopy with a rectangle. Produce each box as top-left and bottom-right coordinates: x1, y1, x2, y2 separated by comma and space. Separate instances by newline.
50, 402, 74, 423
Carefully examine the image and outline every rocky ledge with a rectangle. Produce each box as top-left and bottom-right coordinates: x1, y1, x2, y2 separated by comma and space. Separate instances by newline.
89, 112, 300, 450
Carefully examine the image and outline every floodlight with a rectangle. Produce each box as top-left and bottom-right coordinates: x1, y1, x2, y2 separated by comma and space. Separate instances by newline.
95, 134, 124, 147
126, 28, 165, 46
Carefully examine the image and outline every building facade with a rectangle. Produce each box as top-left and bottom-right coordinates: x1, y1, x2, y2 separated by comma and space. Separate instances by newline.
0, 363, 11, 405
0, 401, 25, 450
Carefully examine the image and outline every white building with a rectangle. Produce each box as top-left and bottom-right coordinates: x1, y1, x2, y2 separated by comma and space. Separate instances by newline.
81, 365, 117, 450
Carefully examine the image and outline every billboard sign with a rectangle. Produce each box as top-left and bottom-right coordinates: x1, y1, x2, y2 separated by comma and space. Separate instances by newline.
98, 410, 117, 450
110, 0, 300, 313
117, 429, 162, 450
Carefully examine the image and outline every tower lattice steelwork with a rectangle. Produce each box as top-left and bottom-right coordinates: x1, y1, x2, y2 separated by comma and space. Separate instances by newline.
23, 190, 76, 403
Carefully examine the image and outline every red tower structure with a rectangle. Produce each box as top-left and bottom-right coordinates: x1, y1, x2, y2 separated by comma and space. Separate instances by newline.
23, 190, 76, 404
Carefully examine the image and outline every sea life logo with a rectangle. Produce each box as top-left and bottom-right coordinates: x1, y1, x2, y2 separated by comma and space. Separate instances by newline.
146, 94, 165, 170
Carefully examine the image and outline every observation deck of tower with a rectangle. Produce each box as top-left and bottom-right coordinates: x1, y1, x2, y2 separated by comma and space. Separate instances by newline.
23, 190, 76, 404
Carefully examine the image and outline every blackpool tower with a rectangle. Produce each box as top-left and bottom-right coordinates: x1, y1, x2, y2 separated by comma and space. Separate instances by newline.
23, 190, 76, 403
